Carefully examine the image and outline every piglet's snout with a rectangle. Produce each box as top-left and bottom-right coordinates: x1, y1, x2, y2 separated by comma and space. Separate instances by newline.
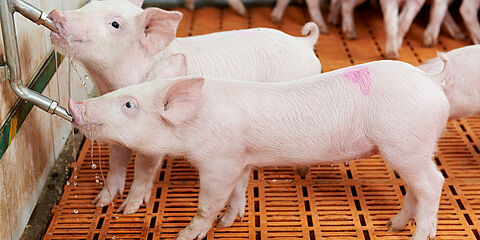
68, 99, 84, 125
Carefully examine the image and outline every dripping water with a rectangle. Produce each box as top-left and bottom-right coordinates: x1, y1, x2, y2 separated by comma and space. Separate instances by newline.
91, 139, 97, 169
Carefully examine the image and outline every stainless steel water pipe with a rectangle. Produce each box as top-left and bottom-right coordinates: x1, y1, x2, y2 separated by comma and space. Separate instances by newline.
0, 0, 73, 122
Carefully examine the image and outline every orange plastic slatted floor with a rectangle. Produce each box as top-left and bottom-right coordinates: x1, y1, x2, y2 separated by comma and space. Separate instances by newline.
44, 6, 480, 240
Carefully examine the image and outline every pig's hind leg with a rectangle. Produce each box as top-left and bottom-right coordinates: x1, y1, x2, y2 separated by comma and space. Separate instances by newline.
93, 144, 132, 207
177, 165, 247, 240
424, 0, 449, 47
460, 0, 480, 44
271, 0, 291, 23
225, 0, 247, 16
216, 168, 251, 227
379, 145, 444, 240
397, 0, 426, 49
118, 153, 163, 215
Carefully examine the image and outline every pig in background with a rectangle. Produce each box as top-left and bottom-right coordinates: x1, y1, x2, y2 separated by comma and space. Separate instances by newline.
424, 0, 480, 47
49, 0, 322, 215
419, 45, 480, 119
69, 53, 451, 240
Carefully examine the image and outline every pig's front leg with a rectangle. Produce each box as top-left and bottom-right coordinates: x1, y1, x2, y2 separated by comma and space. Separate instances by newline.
176, 165, 245, 240
118, 153, 163, 215
93, 144, 131, 207
216, 168, 251, 227
460, 0, 480, 44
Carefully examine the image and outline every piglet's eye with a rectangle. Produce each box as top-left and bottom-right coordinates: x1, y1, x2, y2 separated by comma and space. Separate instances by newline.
125, 102, 133, 108
111, 21, 120, 29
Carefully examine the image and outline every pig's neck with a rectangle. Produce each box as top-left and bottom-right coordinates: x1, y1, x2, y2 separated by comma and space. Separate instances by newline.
84, 57, 154, 95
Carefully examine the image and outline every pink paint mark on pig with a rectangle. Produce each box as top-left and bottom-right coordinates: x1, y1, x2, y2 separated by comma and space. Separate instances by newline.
343, 67, 371, 95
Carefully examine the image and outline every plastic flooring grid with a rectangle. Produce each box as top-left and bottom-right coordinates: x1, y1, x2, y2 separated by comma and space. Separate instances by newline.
45, 6, 480, 240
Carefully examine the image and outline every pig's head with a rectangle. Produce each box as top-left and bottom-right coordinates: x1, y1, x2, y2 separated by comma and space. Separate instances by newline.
48, 0, 182, 90
69, 75, 204, 156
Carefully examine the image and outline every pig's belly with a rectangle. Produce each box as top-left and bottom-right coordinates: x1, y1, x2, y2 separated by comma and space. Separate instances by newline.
245, 135, 377, 167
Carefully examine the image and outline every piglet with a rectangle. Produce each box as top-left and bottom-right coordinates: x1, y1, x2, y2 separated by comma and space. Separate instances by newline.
49, 0, 322, 215
419, 45, 480, 118
70, 53, 451, 240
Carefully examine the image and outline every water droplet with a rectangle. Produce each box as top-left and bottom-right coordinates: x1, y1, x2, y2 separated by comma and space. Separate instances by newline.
74, 175, 78, 179
272, 179, 277, 182
73, 209, 78, 214
74, 195, 78, 198
345, 162, 349, 166
112, 236, 116, 239
114, 214, 119, 219
74, 182, 78, 187
66, 181, 70, 186
47, 232, 53, 235
330, 164, 334, 167
91, 163, 97, 169
95, 179, 100, 183
100, 182, 103, 185
95, 175, 99, 179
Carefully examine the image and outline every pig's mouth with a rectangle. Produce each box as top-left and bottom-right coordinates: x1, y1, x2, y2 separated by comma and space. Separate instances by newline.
73, 122, 104, 139
50, 32, 89, 52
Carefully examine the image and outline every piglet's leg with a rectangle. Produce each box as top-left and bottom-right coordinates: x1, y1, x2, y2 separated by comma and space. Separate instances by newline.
305, 0, 330, 34
424, 0, 449, 47
271, 0, 290, 23
216, 168, 251, 227
381, 150, 444, 240
460, 0, 480, 44
341, 0, 366, 39
380, 0, 400, 59
397, 0, 425, 48
118, 153, 162, 215
93, 144, 131, 207
177, 165, 244, 240
225, 0, 247, 16
185, 0, 195, 10
442, 11, 466, 41
327, 0, 342, 25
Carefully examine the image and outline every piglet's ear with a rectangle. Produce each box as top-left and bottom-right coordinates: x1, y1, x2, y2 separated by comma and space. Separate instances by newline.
127, 0, 144, 7
138, 8, 182, 54
155, 53, 188, 79
159, 77, 204, 125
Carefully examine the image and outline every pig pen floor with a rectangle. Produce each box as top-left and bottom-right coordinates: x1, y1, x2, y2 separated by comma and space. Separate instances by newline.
44, 5, 480, 240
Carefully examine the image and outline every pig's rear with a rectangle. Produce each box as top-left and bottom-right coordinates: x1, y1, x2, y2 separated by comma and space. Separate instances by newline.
159, 27, 322, 83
